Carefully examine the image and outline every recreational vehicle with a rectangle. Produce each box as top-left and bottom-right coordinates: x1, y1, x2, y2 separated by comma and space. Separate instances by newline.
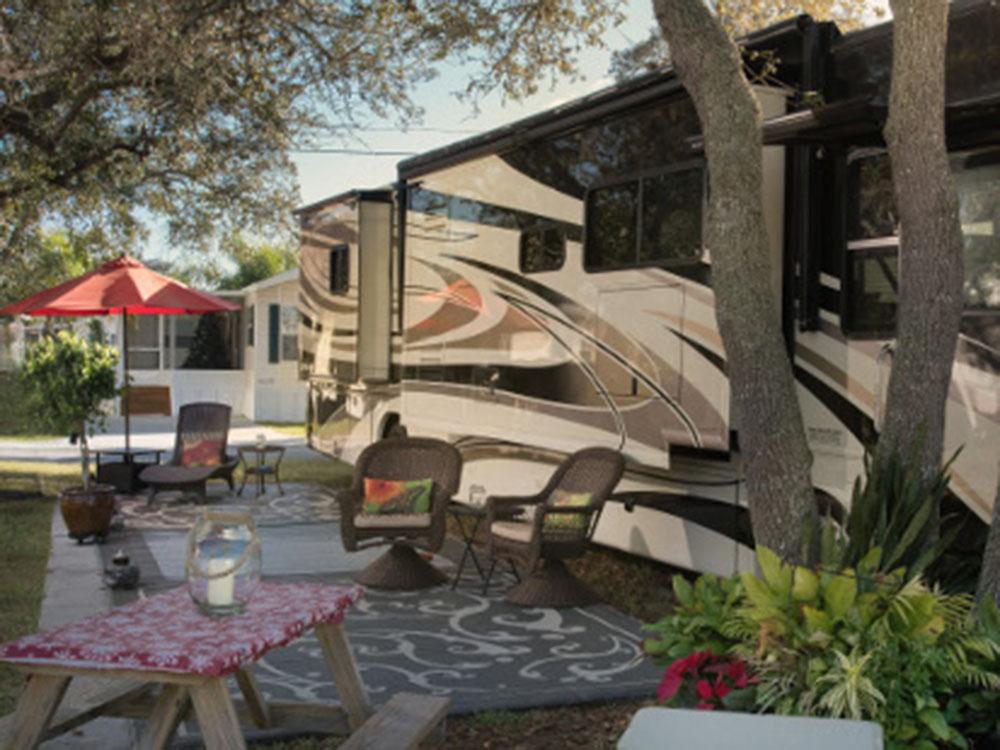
298, 1, 1000, 576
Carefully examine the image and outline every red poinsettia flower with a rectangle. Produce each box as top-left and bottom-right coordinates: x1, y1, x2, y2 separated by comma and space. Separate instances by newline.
657, 670, 684, 702
656, 652, 756, 710
729, 660, 749, 688
696, 679, 714, 700
714, 677, 732, 699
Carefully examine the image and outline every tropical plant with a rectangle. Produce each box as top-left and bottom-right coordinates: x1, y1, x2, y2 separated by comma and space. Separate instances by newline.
644, 573, 745, 662
822, 449, 961, 580
955, 599, 1000, 744
20, 332, 119, 488
645, 546, 1000, 748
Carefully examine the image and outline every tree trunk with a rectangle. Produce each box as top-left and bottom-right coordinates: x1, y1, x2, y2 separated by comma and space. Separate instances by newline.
977, 462, 1000, 606
876, 0, 964, 475
652, 0, 816, 562
79, 424, 90, 490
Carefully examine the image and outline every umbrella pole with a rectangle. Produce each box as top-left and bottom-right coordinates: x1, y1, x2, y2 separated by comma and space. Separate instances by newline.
123, 309, 130, 453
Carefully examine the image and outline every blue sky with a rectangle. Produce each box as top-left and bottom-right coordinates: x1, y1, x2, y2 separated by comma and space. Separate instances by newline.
291, 1, 658, 207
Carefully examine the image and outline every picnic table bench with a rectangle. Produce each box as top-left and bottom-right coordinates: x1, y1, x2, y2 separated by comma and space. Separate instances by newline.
0, 582, 449, 749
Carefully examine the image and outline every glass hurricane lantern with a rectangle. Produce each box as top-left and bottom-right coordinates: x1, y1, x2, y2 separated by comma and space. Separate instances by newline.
186, 511, 262, 616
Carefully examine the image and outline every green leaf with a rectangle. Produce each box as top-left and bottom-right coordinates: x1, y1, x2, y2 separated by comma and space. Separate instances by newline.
857, 545, 881, 573
802, 605, 832, 634
756, 546, 792, 597
822, 574, 857, 621
792, 568, 819, 602
672, 575, 694, 608
741, 572, 781, 610
917, 708, 951, 741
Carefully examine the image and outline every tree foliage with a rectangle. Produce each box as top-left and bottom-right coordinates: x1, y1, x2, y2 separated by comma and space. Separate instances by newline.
215, 236, 297, 291
613, 1, 882, 80
0, 0, 623, 261
0, 229, 106, 306
20, 331, 119, 486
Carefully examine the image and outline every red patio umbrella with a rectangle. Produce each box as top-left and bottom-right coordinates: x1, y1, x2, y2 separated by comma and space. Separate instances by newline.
0, 255, 240, 451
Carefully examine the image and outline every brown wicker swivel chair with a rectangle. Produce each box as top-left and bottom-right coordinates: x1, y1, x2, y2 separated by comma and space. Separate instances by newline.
338, 437, 462, 590
483, 447, 625, 607
140, 402, 239, 497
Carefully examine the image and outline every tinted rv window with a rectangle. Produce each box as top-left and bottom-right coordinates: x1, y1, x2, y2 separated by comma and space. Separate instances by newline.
520, 226, 566, 273
329, 244, 349, 294
585, 182, 638, 269
847, 151, 898, 241
843, 151, 899, 337
584, 167, 704, 271
640, 166, 704, 264
954, 147, 1000, 312
843, 146, 1000, 337
845, 244, 899, 337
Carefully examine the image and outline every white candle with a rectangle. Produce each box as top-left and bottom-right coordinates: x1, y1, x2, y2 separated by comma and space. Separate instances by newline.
205, 557, 235, 607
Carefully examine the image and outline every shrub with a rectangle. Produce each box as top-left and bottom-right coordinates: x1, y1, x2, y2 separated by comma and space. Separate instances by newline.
821, 449, 961, 582
644, 547, 1000, 748
20, 331, 119, 487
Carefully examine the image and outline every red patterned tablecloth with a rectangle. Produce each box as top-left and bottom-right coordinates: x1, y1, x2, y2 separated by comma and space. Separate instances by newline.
0, 582, 364, 677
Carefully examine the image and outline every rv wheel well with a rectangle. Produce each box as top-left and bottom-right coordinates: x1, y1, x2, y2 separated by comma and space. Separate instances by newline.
381, 413, 407, 439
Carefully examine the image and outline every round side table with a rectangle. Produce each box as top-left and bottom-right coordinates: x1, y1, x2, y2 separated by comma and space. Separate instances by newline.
447, 500, 522, 590
237, 444, 286, 497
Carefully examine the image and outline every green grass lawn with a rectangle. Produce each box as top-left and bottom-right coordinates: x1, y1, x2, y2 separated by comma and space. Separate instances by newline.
0, 495, 54, 715
0, 372, 60, 440
236, 457, 353, 487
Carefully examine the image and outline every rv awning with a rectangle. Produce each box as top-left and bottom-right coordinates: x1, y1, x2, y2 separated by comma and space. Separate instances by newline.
762, 98, 885, 146
688, 91, 1000, 151
762, 91, 1000, 147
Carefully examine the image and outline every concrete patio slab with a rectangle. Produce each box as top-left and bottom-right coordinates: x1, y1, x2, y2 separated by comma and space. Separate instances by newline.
24, 480, 660, 748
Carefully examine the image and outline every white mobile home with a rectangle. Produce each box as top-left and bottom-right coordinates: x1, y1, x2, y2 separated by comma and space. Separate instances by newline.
122, 269, 307, 423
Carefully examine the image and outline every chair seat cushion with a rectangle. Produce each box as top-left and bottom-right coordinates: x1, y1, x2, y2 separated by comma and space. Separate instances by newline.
354, 513, 432, 529
491, 520, 534, 544
362, 477, 433, 514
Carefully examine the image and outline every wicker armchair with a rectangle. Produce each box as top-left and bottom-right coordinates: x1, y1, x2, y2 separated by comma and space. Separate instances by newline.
139, 402, 239, 497
483, 447, 625, 607
338, 437, 462, 589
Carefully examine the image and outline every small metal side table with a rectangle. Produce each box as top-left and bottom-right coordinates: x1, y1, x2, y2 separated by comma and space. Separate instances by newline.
236, 444, 286, 497
447, 500, 521, 590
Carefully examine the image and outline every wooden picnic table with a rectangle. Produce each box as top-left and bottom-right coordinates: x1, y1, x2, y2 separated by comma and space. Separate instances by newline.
0, 582, 372, 749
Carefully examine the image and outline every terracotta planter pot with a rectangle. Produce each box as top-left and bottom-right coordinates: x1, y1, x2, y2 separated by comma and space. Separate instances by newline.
59, 484, 116, 544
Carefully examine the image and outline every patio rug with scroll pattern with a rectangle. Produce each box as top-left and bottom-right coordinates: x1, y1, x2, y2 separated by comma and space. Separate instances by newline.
114, 483, 340, 529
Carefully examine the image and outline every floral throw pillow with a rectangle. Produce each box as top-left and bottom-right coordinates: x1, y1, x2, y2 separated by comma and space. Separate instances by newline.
180, 438, 223, 467
362, 477, 433, 515
544, 489, 593, 529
